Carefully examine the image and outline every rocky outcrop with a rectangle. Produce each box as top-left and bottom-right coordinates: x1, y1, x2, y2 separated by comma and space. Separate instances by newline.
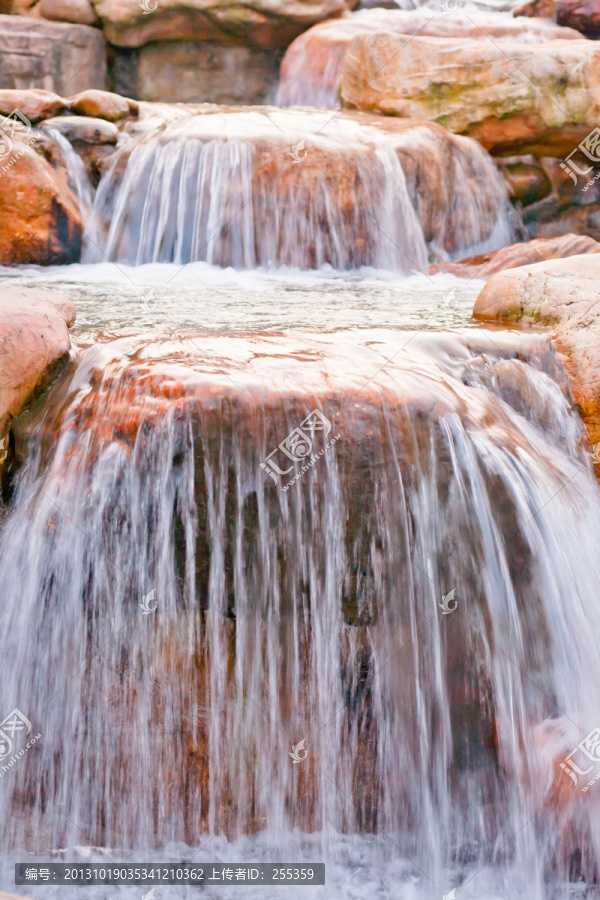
91, 0, 356, 49
135, 41, 282, 104
556, 0, 600, 38
278, 8, 581, 108
40, 0, 99, 25
0, 287, 75, 462
339, 32, 600, 157
431, 233, 600, 278
0, 14, 106, 93
472, 254, 600, 458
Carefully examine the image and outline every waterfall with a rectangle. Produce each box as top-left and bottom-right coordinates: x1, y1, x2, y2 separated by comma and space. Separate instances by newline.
82, 105, 514, 272
1, 328, 600, 892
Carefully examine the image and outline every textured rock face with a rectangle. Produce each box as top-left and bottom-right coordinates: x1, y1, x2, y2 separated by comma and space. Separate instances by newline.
0, 288, 75, 454
0, 14, 106, 93
40, 0, 99, 25
431, 233, 600, 278
472, 254, 600, 458
557, 0, 600, 38
0, 133, 82, 264
67, 88, 133, 120
91, 0, 355, 49
278, 8, 581, 107
136, 41, 281, 104
340, 32, 600, 156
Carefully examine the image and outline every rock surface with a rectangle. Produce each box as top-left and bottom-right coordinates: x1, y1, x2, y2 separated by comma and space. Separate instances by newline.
0, 14, 106, 94
0, 287, 75, 451
40, 0, 99, 25
431, 233, 600, 278
556, 0, 600, 38
136, 41, 281, 104
339, 31, 600, 156
278, 8, 581, 107
0, 133, 82, 264
67, 88, 132, 120
91, 0, 356, 49
0, 88, 65, 121
472, 253, 600, 456
44, 114, 119, 143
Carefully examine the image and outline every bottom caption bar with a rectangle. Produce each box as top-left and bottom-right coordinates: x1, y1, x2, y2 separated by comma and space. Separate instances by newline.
16, 863, 325, 885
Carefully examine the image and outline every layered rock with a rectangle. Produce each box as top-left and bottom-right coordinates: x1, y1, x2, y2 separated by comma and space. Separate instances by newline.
0, 287, 75, 466
90, 0, 356, 49
556, 0, 600, 38
472, 254, 600, 459
0, 14, 106, 93
278, 8, 581, 108
339, 31, 600, 157
431, 233, 600, 278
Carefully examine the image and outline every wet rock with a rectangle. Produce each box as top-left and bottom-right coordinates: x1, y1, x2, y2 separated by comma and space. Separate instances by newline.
496, 157, 553, 206
40, 0, 99, 25
278, 8, 580, 108
0, 15, 106, 93
0, 88, 65, 122
136, 41, 281, 104
0, 287, 75, 451
513, 0, 556, 17
43, 114, 118, 143
0, 133, 82, 264
92, 0, 356, 50
556, 0, 600, 38
431, 233, 600, 279
339, 32, 600, 157
67, 88, 133, 120
523, 196, 600, 241
472, 253, 600, 457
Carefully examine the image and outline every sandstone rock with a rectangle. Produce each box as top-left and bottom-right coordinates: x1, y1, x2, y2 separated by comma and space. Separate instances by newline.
40, 0, 99, 25
0, 134, 82, 264
496, 157, 553, 206
513, 0, 556, 17
472, 253, 600, 456
43, 114, 118, 143
136, 41, 281, 104
67, 88, 132, 120
0, 14, 106, 94
523, 196, 600, 240
278, 8, 580, 108
541, 155, 600, 206
431, 233, 600, 278
557, 0, 600, 38
92, 0, 356, 50
339, 32, 600, 156
0, 287, 75, 457
0, 88, 65, 121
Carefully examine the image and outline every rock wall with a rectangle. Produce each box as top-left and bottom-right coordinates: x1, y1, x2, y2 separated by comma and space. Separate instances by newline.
0, 14, 106, 93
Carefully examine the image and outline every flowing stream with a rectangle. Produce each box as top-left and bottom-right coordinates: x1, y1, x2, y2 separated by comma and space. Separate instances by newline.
0, 86, 597, 900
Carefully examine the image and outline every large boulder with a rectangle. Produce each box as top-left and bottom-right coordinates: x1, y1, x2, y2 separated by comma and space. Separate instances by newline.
339, 31, 600, 156
472, 253, 600, 457
0, 287, 75, 458
91, 0, 356, 49
431, 233, 600, 278
0, 132, 82, 264
278, 8, 581, 107
0, 14, 106, 93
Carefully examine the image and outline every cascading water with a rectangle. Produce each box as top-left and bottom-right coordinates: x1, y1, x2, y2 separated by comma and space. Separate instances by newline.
2, 325, 600, 896
82, 105, 514, 271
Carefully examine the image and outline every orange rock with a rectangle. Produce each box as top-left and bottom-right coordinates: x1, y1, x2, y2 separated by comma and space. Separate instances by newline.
67, 88, 134, 121
431, 233, 600, 279
278, 8, 581, 108
0, 88, 66, 122
0, 134, 82, 264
